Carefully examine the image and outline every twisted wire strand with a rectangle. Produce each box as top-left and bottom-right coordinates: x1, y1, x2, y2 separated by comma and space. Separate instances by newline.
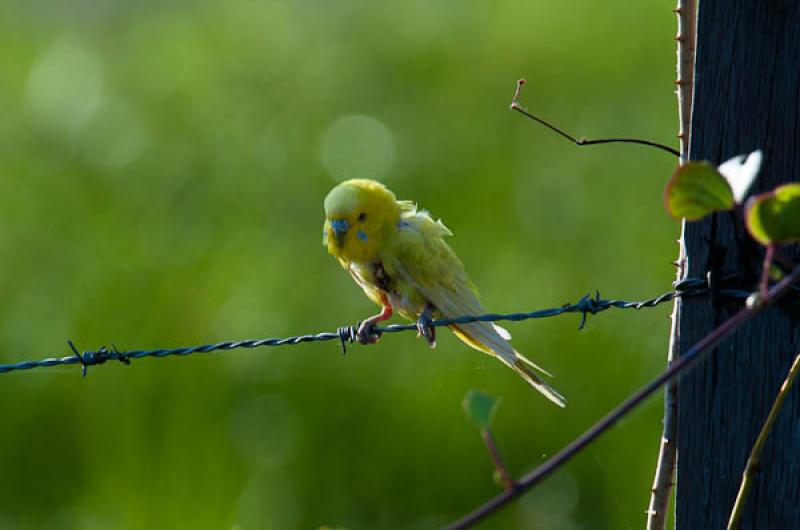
0, 278, 752, 376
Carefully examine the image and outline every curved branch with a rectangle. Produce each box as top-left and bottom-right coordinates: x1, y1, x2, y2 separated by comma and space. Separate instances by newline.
728, 350, 800, 529
510, 80, 680, 158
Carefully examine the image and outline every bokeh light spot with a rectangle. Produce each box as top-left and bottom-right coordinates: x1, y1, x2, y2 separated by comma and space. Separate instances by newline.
321, 114, 395, 181
24, 35, 105, 135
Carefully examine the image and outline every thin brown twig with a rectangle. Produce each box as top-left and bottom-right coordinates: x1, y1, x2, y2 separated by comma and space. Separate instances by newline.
481, 429, 515, 492
760, 245, 775, 299
442, 264, 800, 530
674, 0, 696, 157
510, 79, 681, 158
646, 233, 684, 529
728, 350, 800, 529
647, 2, 697, 528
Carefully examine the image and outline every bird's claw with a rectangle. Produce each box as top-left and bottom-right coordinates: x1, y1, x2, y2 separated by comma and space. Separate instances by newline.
356, 320, 382, 345
416, 312, 436, 348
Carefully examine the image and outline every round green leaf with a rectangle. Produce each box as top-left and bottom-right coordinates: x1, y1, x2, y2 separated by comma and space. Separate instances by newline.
745, 183, 800, 245
664, 162, 735, 220
462, 389, 500, 430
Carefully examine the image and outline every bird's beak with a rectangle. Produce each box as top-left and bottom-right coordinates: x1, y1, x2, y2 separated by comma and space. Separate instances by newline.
330, 218, 350, 248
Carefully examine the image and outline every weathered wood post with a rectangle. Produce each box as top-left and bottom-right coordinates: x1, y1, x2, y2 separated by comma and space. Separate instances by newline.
677, 1, 800, 528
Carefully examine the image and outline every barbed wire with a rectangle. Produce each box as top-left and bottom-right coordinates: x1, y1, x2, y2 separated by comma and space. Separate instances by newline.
0, 277, 753, 376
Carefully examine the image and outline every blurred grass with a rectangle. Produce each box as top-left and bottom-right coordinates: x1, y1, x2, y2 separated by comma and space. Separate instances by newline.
0, 0, 678, 528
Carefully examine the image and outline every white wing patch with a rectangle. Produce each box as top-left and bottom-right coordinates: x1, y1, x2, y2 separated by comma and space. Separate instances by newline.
493, 323, 512, 340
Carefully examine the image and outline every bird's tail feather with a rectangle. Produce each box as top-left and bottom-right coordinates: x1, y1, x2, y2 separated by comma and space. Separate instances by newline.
450, 322, 566, 407
510, 357, 566, 408
515, 350, 554, 378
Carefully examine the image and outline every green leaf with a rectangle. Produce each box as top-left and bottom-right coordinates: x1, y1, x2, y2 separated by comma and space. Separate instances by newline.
664, 162, 735, 220
745, 183, 800, 245
462, 389, 500, 430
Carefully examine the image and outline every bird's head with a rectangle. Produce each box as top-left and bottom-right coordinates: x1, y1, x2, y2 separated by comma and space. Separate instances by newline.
323, 179, 401, 262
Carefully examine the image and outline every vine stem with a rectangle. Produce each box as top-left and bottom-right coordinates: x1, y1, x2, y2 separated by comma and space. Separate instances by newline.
760, 244, 775, 299
674, 0, 696, 158
646, 231, 684, 529
727, 350, 800, 529
443, 264, 800, 530
646, 1, 697, 528
481, 429, 515, 492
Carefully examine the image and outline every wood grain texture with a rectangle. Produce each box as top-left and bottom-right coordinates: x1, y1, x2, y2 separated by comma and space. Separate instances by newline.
677, 1, 800, 529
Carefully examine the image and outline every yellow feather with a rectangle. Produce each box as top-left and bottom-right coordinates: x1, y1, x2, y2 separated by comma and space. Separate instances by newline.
323, 179, 566, 406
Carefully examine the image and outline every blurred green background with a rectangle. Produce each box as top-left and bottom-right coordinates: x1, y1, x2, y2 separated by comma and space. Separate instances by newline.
0, 1, 679, 528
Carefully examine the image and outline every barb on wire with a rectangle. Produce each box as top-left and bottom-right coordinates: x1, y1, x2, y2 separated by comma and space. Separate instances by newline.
0, 277, 749, 376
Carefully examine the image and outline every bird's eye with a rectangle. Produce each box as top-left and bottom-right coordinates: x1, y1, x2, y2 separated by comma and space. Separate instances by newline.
357, 212, 367, 222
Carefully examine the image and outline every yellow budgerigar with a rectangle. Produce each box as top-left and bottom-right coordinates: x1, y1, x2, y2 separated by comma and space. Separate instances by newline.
323, 179, 565, 407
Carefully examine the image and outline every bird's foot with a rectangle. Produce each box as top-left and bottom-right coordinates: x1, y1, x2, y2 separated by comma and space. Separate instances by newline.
416, 308, 436, 348
356, 319, 383, 345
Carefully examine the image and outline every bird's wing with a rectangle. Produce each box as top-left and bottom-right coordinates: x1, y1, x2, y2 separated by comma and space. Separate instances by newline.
383, 209, 565, 407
